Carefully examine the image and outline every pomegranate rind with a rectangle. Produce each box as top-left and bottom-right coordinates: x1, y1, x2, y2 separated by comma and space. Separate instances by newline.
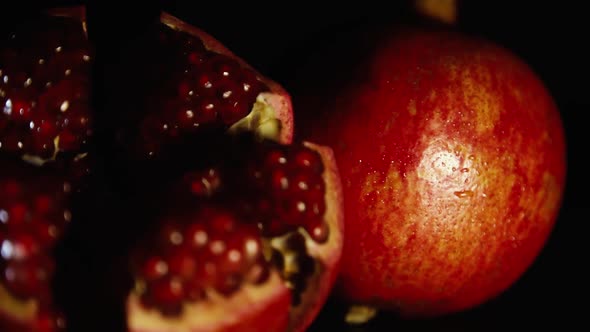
127, 271, 291, 332
286, 142, 344, 332
160, 12, 294, 145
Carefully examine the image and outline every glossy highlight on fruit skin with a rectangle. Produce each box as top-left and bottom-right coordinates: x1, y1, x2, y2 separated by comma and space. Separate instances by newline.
293, 26, 566, 317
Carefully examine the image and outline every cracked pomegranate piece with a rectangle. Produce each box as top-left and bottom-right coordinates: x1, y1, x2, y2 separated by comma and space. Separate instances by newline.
0, 9, 92, 164
127, 136, 343, 332
101, 12, 293, 165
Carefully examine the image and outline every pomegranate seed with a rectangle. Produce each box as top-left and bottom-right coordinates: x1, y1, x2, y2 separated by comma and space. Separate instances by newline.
149, 277, 185, 308
293, 148, 324, 173
195, 71, 215, 92
2, 259, 52, 299
2, 180, 22, 198
194, 97, 218, 123
176, 107, 196, 130
1, 231, 40, 261
34, 220, 61, 248
177, 80, 193, 98
4, 203, 29, 227
239, 69, 264, 96
270, 168, 290, 193
34, 195, 53, 214
214, 274, 241, 296
307, 222, 330, 244
187, 52, 206, 65
209, 213, 238, 235
141, 256, 169, 281
210, 56, 240, 81
264, 149, 287, 168
159, 223, 185, 248
167, 250, 197, 280
184, 223, 208, 249
33, 310, 67, 332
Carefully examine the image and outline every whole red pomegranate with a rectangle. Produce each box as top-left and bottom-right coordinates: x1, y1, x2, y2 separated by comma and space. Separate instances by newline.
0, 6, 344, 332
290, 25, 566, 318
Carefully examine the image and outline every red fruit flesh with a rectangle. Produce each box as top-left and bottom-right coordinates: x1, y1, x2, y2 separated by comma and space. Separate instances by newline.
127, 138, 343, 332
0, 9, 92, 163
292, 26, 566, 318
0, 158, 78, 331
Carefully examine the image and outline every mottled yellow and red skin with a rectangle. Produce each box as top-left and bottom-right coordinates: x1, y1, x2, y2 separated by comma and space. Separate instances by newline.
298, 27, 566, 317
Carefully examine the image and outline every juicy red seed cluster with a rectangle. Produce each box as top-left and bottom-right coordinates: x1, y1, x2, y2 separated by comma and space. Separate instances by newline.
244, 144, 329, 243
0, 166, 72, 331
0, 16, 92, 159
137, 26, 269, 157
178, 141, 330, 242
135, 207, 268, 315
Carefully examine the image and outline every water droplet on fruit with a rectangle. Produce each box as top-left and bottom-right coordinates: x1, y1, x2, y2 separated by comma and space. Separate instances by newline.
453, 190, 474, 198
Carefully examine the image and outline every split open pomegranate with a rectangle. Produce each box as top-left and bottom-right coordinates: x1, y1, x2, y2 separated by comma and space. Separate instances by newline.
98, 11, 293, 167
126, 135, 343, 332
1, 6, 344, 332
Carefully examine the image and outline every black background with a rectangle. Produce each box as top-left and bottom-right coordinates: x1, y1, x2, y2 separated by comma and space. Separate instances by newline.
10, 0, 589, 330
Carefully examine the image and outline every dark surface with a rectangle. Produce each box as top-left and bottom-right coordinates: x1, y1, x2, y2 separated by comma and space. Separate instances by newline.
8, 0, 589, 330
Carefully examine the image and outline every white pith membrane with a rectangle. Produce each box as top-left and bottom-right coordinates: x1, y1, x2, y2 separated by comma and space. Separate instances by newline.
22, 136, 89, 167
160, 12, 294, 146
127, 142, 344, 332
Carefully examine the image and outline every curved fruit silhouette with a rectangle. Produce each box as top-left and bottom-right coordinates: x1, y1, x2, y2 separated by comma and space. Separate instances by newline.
290, 25, 566, 318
